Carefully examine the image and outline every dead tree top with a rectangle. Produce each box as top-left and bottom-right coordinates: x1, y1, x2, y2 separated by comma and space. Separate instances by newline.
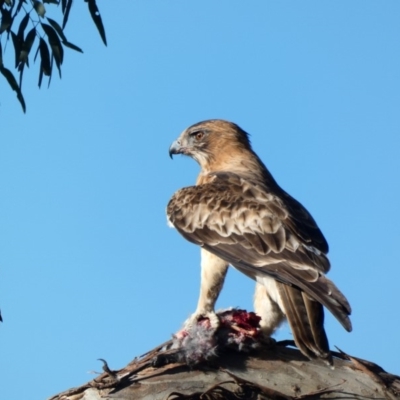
49, 310, 400, 400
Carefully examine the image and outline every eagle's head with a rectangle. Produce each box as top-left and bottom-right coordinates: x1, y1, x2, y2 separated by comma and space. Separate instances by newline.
169, 119, 252, 172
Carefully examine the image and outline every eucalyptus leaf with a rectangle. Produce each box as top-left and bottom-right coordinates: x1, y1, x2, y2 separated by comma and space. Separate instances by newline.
10, 30, 21, 67
0, 7, 13, 33
47, 17, 66, 41
62, 0, 72, 29
39, 37, 51, 79
42, 22, 63, 76
13, 0, 27, 19
87, 0, 107, 46
33, 1, 46, 17
0, 65, 26, 112
19, 27, 36, 66
62, 40, 83, 53
17, 11, 29, 40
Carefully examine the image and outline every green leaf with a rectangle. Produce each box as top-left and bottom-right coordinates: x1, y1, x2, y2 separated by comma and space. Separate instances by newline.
9, 14, 29, 68
38, 37, 51, 87
0, 66, 19, 91
17, 10, 29, 39
47, 54, 53, 87
19, 27, 36, 66
61, 0, 66, 13
13, 0, 27, 19
33, 1, 46, 17
0, 65, 26, 112
43, 0, 59, 4
87, 0, 107, 46
46, 17, 83, 53
10, 30, 21, 67
62, 0, 72, 29
42, 22, 63, 76
17, 89, 25, 111
62, 40, 82, 53
38, 62, 43, 87
47, 17, 66, 41
39, 37, 51, 74
33, 41, 40, 62
0, 7, 13, 33
18, 61, 24, 87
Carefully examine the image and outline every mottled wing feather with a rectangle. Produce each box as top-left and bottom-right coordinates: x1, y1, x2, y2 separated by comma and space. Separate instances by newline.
167, 172, 352, 332
200, 242, 351, 331
168, 172, 330, 270
279, 190, 329, 254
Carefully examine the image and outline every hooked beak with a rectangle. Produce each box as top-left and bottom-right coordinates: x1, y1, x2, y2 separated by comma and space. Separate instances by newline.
169, 139, 183, 159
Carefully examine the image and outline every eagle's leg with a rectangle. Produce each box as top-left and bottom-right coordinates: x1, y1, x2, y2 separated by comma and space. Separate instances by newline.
254, 280, 285, 344
183, 249, 229, 330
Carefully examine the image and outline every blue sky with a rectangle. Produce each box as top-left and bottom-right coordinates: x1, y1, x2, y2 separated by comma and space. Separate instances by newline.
1, 2, 399, 399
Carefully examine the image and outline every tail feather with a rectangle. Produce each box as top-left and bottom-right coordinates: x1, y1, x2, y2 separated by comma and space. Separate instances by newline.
302, 292, 332, 363
277, 282, 332, 364
223, 257, 352, 333
275, 265, 352, 333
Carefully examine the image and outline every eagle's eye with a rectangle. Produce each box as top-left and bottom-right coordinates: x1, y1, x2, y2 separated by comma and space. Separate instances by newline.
194, 131, 204, 141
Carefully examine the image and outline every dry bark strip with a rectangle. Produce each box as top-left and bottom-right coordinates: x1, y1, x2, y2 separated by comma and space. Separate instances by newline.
49, 340, 400, 400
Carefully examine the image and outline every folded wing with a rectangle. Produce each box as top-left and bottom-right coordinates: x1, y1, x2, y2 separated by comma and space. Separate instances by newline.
167, 172, 352, 359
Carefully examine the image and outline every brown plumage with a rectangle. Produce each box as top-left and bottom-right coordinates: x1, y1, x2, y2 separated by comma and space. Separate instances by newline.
167, 119, 351, 363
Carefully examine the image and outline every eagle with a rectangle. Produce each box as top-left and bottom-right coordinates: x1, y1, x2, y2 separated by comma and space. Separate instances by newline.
167, 119, 351, 363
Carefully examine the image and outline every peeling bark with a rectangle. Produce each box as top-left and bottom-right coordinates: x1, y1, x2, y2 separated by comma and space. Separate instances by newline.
49, 340, 400, 400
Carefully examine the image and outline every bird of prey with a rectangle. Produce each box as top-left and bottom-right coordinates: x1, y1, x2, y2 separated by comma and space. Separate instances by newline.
167, 119, 352, 363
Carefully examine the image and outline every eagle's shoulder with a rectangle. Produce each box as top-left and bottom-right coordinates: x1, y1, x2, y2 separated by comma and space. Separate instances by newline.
167, 171, 329, 272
